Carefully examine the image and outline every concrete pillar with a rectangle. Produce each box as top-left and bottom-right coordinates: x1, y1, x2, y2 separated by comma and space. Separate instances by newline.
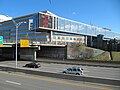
34, 51, 36, 61
50, 31, 53, 43
85, 36, 87, 46
52, 16, 54, 29
91, 36, 93, 46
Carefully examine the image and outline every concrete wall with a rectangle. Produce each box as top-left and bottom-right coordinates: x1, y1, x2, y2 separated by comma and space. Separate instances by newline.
0, 45, 105, 60
0, 47, 38, 60
67, 44, 105, 59
0, 46, 67, 60
0, 47, 15, 59
20, 48, 38, 60
37, 46, 67, 59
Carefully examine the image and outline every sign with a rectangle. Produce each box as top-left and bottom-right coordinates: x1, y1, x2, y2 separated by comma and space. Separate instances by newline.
39, 14, 52, 28
29, 19, 34, 30
0, 36, 3, 44
0, 44, 3, 47
20, 40, 29, 47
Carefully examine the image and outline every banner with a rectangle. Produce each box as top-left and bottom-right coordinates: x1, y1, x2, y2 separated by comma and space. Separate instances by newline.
39, 14, 52, 28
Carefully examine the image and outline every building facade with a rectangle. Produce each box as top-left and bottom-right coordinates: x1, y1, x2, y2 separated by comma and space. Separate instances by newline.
0, 11, 120, 46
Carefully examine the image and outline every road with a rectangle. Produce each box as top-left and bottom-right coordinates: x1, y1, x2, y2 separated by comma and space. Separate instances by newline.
0, 61, 120, 80
0, 71, 119, 90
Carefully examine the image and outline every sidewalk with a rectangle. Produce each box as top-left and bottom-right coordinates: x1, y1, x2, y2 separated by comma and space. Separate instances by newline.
36, 58, 120, 68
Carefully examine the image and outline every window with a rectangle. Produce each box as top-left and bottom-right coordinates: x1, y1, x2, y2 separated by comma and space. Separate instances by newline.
58, 37, 60, 39
73, 68, 77, 71
77, 69, 80, 71
62, 37, 64, 40
66, 37, 69, 40
53, 36, 56, 39
70, 38, 72, 40
67, 68, 72, 71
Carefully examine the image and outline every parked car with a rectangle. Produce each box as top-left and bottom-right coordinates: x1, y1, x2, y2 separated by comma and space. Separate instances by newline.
24, 62, 41, 68
62, 67, 83, 75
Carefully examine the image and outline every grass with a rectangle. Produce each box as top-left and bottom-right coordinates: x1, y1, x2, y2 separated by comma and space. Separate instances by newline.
79, 46, 120, 61
71, 45, 120, 62
87, 52, 109, 61
80, 45, 99, 50
87, 51, 120, 61
112, 52, 120, 61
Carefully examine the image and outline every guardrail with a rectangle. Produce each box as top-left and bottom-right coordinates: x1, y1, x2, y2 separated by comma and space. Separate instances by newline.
0, 65, 120, 86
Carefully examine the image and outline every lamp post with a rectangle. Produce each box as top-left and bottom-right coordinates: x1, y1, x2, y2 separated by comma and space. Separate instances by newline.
2, 15, 27, 68
11, 19, 26, 68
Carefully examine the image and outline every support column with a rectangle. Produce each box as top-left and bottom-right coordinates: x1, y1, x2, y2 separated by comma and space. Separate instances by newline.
91, 36, 93, 46
34, 51, 36, 61
50, 31, 53, 43
85, 36, 87, 46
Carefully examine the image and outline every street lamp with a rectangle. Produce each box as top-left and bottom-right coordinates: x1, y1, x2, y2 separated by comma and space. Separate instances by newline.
9, 18, 26, 68
2, 15, 27, 68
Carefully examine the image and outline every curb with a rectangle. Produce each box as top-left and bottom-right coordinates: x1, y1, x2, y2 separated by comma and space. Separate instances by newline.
37, 60, 120, 68
0, 65, 120, 86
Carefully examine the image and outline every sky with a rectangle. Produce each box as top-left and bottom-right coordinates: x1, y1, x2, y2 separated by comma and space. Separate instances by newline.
0, 0, 120, 33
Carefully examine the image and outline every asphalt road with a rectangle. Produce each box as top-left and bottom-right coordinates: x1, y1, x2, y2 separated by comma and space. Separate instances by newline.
0, 71, 119, 90
0, 61, 120, 80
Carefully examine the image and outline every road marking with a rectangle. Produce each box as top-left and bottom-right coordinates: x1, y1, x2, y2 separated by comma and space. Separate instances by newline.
6, 80, 21, 85
0, 71, 112, 90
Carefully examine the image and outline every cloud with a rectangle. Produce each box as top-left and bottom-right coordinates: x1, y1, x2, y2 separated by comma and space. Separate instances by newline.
72, 12, 76, 15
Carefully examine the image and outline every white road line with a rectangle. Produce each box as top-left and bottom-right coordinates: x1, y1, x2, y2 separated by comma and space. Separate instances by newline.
5, 80, 21, 85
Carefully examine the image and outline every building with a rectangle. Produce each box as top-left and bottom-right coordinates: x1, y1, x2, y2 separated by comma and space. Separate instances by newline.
0, 11, 120, 60
0, 11, 120, 46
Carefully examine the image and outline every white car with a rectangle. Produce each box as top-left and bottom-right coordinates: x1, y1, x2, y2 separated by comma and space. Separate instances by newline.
62, 67, 83, 75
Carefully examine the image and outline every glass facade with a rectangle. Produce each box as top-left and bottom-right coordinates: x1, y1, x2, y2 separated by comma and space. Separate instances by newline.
0, 13, 49, 44
56, 17, 120, 39
38, 12, 120, 40
0, 11, 120, 46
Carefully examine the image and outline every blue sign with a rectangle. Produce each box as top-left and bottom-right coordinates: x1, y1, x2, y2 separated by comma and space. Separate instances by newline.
0, 36, 3, 44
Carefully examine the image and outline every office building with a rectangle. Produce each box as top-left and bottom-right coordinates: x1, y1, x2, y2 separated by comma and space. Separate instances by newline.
0, 11, 120, 46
